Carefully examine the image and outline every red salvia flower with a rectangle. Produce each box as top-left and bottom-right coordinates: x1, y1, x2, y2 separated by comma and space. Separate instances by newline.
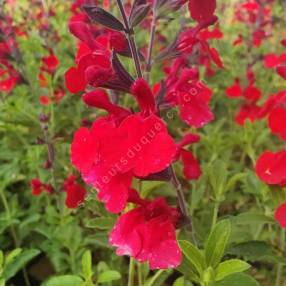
63, 175, 87, 208
109, 196, 182, 269
256, 150, 286, 186
71, 113, 177, 213
30, 179, 54, 196
41, 53, 59, 74
276, 66, 286, 80
268, 107, 286, 141
275, 203, 286, 228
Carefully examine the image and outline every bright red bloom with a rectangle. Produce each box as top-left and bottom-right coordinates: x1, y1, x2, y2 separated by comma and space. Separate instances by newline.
109, 197, 182, 269
235, 104, 261, 126
165, 68, 214, 128
30, 179, 53, 196
256, 150, 286, 186
63, 175, 87, 208
268, 107, 286, 141
188, 0, 216, 23
181, 149, 201, 180
275, 203, 286, 228
39, 95, 50, 106
71, 113, 176, 213
225, 79, 242, 98
276, 66, 286, 80
41, 53, 59, 74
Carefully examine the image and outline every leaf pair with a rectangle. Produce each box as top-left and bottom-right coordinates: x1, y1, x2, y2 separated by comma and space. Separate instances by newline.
178, 220, 252, 285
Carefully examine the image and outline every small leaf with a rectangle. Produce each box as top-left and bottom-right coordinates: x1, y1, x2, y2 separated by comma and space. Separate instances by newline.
179, 240, 206, 275
3, 249, 40, 280
82, 250, 93, 281
85, 217, 115, 230
173, 276, 185, 286
232, 212, 275, 225
215, 259, 251, 281
97, 270, 121, 283
214, 273, 260, 286
205, 220, 231, 268
42, 275, 84, 286
208, 160, 228, 198
5, 248, 22, 266
83, 5, 124, 31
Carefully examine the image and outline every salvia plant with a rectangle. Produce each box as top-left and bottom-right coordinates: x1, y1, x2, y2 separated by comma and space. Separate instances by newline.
0, 0, 286, 285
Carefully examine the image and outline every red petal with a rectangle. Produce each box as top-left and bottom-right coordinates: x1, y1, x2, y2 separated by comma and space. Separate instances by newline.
188, 0, 216, 23
70, 127, 99, 173
256, 150, 286, 185
181, 149, 201, 180
131, 79, 156, 115
65, 67, 86, 94
225, 79, 242, 98
178, 92, 214, 128
276, 66, 286, 80
268, 107, 286, 141
275, 203, 286, 228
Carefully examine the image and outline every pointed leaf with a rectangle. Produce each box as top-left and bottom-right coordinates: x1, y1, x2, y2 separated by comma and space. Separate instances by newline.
205, 220, 231, 268
215, 259, 251, 281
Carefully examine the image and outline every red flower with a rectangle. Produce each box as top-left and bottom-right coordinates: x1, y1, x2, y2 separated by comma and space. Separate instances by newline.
268, 107, 286, 141
235, 104, 261, 126
165, 68, 214, 128
30, 179, 53, 196
71, 113, 176, 213
276, 66, 286, 80
63, 175, 87, 208
256, 150, 286, 186
225, 79, 242, 98
176, 133, 201, 180
188, 0, 216, 24
109, 197, 182, 269
41, 53, 59, 74
39, 95, 50, 105
275, 203, 286, 228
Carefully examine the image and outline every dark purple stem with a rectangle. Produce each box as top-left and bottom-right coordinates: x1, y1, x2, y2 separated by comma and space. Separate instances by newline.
116, 0, 143, 78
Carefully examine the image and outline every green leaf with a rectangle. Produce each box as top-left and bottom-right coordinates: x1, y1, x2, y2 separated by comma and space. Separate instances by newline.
3, 249, 40, 280
215, 259, 251, 281
231, 212, 275, 225
179, 240, 206, 275
208, 160, 228, 198
215, 273, 260, 286
205, 220, 231, 268
202, 267, 215, 285
177, 257, 200, 283
5, 248, 22, 265
227, 241, 286, 265
97, 270, 121, 283
85, 217, 115, 230
82, 250, 93, 281
173, 277, 185, 286
42, 275, 84, 286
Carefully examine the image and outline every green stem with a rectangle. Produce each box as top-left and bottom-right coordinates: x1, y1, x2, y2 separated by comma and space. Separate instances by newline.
137, 262, 143, 286
211, 201, 220, 231
145, 270, 165, 286
128, 258, 136, 286
275, 229, 285, 286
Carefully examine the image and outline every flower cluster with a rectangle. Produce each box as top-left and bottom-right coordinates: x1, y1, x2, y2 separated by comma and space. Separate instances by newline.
0, 13, 22, 93
224, 0, 286, 229
65, 0, 220, 269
